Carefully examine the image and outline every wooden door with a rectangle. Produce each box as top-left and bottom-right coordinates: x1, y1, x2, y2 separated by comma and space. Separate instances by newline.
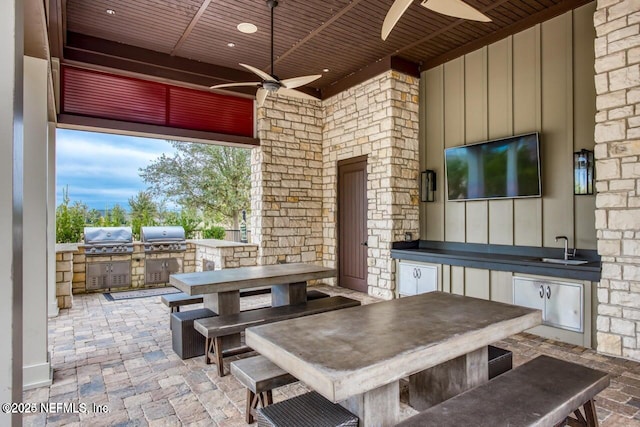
338, 156, 368, 292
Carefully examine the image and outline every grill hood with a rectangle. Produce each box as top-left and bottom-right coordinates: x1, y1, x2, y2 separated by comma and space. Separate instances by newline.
140, 226, 186, 243
84, 227, 133, 245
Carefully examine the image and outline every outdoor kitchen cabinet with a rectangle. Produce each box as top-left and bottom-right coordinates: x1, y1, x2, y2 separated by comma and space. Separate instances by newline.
513, 276, 583, 333
397, 261, 438, 297
145, 258, 180, 285
86, 261, 131, 290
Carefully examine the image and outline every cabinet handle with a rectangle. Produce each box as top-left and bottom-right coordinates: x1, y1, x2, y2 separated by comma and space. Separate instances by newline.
539, 285, 544, 298
413, 268, 417, 278
546, 285, 551, 299
417, 269, 421, 278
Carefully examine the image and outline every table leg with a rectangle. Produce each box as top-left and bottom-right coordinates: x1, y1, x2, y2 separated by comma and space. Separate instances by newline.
271, 281, 307, 307
203, 291, 241, 350
340, 381, 399, 427
409, 346, 488, 411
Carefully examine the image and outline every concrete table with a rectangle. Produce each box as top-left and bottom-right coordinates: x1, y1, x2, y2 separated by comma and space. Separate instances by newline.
245, 292, 542, 426
170, 263, 336, 349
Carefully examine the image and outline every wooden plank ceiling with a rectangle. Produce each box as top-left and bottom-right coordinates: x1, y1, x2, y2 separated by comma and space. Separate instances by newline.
58, 0, 592, 99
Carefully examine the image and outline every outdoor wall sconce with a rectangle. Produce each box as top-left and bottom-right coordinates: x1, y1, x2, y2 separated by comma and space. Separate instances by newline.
574, 149, 594, 195
421, 170, 436, 202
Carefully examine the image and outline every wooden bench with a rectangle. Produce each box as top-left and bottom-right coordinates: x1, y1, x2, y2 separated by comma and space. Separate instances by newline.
396, 355, 609, 427
195, 295, 361, 376
230, 355, 298, 423
256, 391, 358, 427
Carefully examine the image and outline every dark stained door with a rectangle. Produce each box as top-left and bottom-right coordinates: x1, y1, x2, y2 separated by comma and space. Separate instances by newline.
338, 156, 368, 293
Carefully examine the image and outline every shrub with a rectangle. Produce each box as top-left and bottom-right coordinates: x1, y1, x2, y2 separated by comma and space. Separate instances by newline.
202, 225, 226, 240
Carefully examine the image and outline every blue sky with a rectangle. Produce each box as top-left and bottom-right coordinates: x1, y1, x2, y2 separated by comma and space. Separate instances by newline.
56, 129, 177, 210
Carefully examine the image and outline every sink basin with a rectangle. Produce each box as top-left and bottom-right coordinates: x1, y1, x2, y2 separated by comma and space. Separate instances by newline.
540, 258, 589, 265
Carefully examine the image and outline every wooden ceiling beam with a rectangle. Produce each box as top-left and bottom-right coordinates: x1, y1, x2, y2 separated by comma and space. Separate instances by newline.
171, 0, 213, 56
271, 0, 366, 71
66, 32, 255, 83
421, 0, 594, 70
48, 0, 64, 58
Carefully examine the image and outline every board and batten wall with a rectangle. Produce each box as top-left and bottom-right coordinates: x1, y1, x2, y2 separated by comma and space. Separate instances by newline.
418, 3, 597, 301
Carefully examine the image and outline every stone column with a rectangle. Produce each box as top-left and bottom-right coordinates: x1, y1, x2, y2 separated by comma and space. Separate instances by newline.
0, 1, 23, 423
322, 71, 420, 299
251, 94, 324, 265
593, 0, 640, 360
22, 56, 52, 388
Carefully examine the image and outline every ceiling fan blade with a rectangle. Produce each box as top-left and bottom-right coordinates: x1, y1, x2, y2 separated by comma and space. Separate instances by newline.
256, 88, 269, 107
281, 74, 322, 89
422, 0, 491, 22
240, 63, 276, 82
381, 0, 414, 40
278, 88, 320, 102
209, 82, 260, 89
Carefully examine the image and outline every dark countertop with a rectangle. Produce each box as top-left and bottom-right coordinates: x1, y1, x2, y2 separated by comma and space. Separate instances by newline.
391, 241, 601, 282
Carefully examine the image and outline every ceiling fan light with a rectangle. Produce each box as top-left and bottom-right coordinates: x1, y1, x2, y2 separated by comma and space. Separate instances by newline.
237, 23, 258, 34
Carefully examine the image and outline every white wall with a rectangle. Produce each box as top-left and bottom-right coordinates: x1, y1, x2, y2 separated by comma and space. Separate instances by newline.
22, 55, 51, 389
421, 4, 597, 251
0, 1, 23, 424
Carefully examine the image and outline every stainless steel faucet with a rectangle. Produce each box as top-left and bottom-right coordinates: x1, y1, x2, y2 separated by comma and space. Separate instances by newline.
555, 236, 575, 260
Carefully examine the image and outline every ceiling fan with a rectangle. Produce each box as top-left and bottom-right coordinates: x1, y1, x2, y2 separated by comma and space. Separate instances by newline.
381, 0, 491, 41
210, 0, 321, 106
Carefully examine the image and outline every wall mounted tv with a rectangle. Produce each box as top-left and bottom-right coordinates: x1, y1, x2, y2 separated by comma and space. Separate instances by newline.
445, 133, 541, 201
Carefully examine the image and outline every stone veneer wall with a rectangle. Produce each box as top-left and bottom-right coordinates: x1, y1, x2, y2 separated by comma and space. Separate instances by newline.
322, 71, 420, 299
593, 0, 640, 359
194, 242, 258, 270
56, 251, 73, 308
251, 71, 420, 298
251, 95, 324, 265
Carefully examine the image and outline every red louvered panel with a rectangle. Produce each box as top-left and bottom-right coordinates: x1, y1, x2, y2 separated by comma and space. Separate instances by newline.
168, 87, 254, 137
62, 66, 167, 125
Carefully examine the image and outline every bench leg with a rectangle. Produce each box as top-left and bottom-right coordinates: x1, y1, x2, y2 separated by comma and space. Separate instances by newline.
205, 338, 214, 364
214, 337, 225, 377
247, 389, 257, 424
266, 390, 273, 405
584, 399, 599, 427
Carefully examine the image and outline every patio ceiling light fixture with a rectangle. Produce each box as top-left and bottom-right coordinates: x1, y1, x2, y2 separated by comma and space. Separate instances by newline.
106, 9, 116, 15
227, 42, 236, 47
237, 23, 258, 34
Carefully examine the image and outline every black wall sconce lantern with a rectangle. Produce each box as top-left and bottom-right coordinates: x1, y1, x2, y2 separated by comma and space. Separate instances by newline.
574, 149, 594, 195
421, 170, 436, 202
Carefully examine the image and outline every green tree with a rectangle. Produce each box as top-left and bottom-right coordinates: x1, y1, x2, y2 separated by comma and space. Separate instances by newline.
86, 208, 102, 225
140, 142, 250, 228
101, 204, 127, 226
163, 208, 201, 239
129, 191, 158, 238
55, 187, 87, 243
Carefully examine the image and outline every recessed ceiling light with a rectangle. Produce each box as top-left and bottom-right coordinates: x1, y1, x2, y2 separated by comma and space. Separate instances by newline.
106, 9, 116, 15
237, 23, 258, 34
227, 42, 236, 47
322, 68, 330, 72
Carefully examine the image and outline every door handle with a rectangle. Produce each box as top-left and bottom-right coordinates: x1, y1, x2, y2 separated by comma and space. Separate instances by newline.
546, 285, 551, 299
539, 285, 544, 298
360, 241, 368, 246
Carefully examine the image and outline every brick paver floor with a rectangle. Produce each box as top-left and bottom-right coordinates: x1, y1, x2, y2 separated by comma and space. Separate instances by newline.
22, 285, 640, 426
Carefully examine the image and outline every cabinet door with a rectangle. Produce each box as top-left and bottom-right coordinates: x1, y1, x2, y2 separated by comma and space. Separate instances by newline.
545, 281, 583, 332
109, 261, 131, 288
86, 262, 110, 290
513, 277, 545, 314
416, 265, 438, 294
398, 263, 417, 296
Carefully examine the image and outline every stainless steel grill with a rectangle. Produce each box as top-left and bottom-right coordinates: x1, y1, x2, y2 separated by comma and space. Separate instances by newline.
140, 226, 187, 253
83, 226, 134, 256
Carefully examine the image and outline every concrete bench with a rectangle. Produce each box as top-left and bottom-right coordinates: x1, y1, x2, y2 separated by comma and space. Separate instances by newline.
231, 355, 298, 423
257, 391, 358, 427
195, 296, 361, 376
161, 292, 204, 313
397, 355, 609, 427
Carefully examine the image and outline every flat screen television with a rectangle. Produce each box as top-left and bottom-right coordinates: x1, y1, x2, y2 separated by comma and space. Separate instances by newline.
445, 133, 541, 201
